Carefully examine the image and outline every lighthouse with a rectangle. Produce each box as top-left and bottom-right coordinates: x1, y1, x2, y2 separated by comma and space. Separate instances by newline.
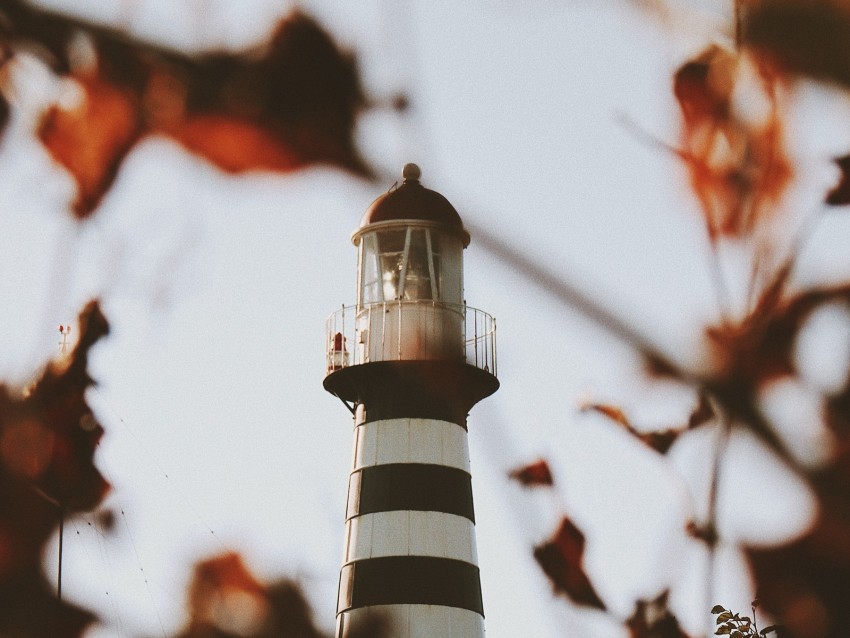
324, 164, 499, 637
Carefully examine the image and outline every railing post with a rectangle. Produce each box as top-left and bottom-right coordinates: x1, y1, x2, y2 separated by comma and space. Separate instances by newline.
472, 308, 481, 368
397, 301, 402, 360
490, 317, 499, 376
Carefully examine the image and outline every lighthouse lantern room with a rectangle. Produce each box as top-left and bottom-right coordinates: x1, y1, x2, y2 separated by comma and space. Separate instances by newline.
324, 164, 499, 637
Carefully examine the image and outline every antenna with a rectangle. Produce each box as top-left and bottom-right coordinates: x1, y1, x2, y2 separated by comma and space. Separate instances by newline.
58, 325, 72, 356
56, 324, 72, 600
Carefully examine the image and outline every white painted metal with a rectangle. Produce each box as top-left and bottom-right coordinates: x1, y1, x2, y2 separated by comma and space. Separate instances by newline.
353, 418, 471, 471
340, 416, 484, 637
325, 301, 497, 375
344, 511, 478, 563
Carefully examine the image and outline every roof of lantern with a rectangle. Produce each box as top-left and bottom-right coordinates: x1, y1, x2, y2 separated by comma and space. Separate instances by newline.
357, 164, 468, 244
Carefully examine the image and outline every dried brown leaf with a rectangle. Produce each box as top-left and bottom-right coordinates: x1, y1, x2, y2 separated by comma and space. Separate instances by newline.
688, 393, 714, 429
534, 517, 606, 610
6, 2, 372, 218
826, 154, 850, 206
38, 72, 142, 218
177, 551, 388, 638
673, 46, 793, 239
743, 0, 850, 88
0, 300, 109, 637
583, 402, 632, 428
627, 591, 692, 638
164, 114, 303, 173
509, 459, 554, 487
583, 403, 685, 454
748, 459, 850, 638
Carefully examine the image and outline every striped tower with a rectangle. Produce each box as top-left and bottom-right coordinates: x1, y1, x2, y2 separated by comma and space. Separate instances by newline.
324, 164, 498, 637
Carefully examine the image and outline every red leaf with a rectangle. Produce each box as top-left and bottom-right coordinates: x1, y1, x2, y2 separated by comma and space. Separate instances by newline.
509, 459, 554, 487
38, 73, 142, 218
583, 402, 631, 428
164, 114, 304, 173
534, 517, 606, 610
10, 2, 372, 217
673, 47, 734, 128
673, 46, 793, 239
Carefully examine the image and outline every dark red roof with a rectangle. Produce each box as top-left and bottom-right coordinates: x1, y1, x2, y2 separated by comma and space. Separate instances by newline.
360, 164, 464, 230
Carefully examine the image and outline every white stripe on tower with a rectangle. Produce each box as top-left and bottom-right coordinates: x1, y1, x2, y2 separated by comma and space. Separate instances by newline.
335, 415, 485, 638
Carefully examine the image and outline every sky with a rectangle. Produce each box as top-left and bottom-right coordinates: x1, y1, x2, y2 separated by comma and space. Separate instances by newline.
3, 1, 850, 637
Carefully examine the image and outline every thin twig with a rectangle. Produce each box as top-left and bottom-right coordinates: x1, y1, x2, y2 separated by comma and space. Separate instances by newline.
466, 220, 684, 375
704, 397, 733, 638
615, 111, 734, 326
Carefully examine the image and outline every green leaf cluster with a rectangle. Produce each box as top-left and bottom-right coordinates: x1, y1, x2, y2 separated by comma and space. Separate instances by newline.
712, 603, 781, 637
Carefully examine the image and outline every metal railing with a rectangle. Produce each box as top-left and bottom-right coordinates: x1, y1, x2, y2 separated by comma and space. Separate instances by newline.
325, 301, 497, 377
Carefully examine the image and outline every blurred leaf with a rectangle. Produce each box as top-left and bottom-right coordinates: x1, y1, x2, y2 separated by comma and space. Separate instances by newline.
0, 92, 8, 137
688, 394, 714, 428
3, 301, 110, 510
627, 591, 691, 638
706, 283, 850, 459
718, 611, 734, 623
686, 520, 719, 546
826, 155, 850, 206
534, 517, 605, 610
748, 458, 850, 638
177, 551, 387, 638
509, 459, 554, 487
713, 605, 729, 614
0, 570, 94, 638
673, 46, 793, 239
0, 300, 109, 637
583, 402, 689, 454
165, 114, 303, 173
743, 0, 850, 88
717, 626, 732, 635
4, 1, 372, 218
38, 71, 142, 218
674, 46, 735, 129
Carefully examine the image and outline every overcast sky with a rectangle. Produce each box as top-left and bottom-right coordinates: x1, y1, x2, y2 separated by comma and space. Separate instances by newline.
3, 1, 850, 637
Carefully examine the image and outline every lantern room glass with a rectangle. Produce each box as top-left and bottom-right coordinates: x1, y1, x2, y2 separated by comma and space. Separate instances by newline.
358, 226, 463, 306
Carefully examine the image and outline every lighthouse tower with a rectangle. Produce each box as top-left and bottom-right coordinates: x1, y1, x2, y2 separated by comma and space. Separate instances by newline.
324, 164, 499, 637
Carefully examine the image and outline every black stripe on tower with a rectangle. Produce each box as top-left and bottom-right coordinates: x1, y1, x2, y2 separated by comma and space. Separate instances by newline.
338, 556, 484, 615
324, 360, 499, 426
346, 463, 475, 522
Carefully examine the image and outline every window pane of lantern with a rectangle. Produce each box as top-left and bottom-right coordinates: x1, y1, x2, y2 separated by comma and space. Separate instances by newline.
360, 233, 382, 304
439, 235, 463, 304
377, 230, 406, 301
430, 232, 441, 300
402, 229, 432, 300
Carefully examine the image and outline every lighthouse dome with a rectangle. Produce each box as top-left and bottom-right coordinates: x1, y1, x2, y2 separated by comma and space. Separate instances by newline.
359, 164, 467, 241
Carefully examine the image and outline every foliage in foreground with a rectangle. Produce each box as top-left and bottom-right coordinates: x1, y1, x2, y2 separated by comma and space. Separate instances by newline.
507, 1, 850, 637
0, 0, 849, 637
711, 602, 784, 638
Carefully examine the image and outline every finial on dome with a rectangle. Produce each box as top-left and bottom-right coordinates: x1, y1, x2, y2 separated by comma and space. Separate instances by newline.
402, 163, 421, 182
